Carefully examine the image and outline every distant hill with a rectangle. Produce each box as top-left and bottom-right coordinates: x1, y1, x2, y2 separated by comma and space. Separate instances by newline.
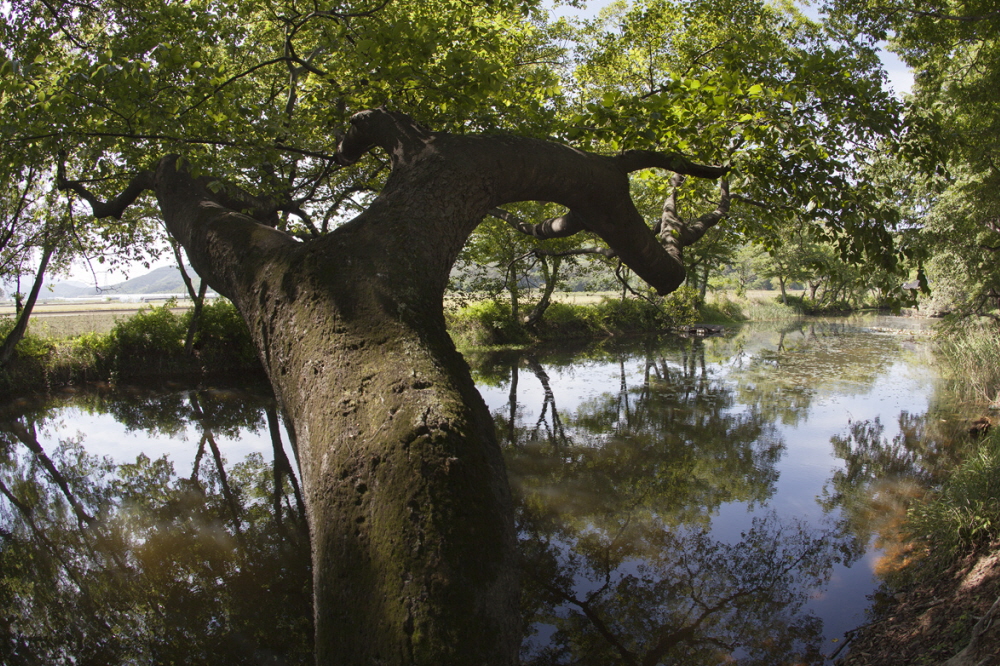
38, 266, 213, 299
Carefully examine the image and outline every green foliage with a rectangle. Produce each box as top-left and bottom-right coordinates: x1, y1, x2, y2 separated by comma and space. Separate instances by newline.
825, 0, 1000, 318
0, 315, 54, 361
187, 299, 259, 368
567, 0, 905, 271
698, 294, 750, 324
902, 431, 1000, 580
0, 301, 261, 391
107, 299, 186, 359
449, 290, 701, 347
447, 299, 531, 347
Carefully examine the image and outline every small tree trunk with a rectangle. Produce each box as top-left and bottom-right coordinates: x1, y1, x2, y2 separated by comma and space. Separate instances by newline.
0, 241, 55, 368
508, 262, 520, 324
170, 238, 207, 355
808, 280, 820, 301
778, 276, 788, 305
184, 281, 208, 355
525, 255, 560, 328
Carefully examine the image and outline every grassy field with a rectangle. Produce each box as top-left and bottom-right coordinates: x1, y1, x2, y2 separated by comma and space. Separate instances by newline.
0, 300, 201, 338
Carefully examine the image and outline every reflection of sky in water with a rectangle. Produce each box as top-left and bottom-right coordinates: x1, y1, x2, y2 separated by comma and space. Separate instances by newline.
479, 318, 945, 659
33, 402, 277, 470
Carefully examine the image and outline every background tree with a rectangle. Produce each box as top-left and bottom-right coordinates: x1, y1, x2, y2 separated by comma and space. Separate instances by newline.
825, 0, 999, 315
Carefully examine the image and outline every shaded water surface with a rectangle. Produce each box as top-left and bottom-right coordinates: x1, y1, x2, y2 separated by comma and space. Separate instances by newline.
0, 318, 976, 664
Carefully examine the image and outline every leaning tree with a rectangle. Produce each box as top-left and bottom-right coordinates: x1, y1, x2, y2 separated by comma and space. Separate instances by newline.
3, 0, 911, 660
59, 106, 728, 664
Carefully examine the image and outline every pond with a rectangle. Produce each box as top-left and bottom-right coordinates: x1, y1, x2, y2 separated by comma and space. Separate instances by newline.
0, 317, 976, 664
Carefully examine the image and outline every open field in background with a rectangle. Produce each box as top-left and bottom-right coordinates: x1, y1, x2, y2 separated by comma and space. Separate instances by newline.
452, 289, 787, 306
551, 289, 789, 304
0, 300, 202, 338
1, 290, 793, 339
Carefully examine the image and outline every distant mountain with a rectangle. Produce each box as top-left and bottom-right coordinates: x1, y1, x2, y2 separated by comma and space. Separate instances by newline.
43, 280, 93, 298
39, 266, 214, 299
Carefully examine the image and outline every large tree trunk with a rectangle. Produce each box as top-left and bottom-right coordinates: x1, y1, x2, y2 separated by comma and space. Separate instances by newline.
67, 109, 725, 664
155, 162, 520, 664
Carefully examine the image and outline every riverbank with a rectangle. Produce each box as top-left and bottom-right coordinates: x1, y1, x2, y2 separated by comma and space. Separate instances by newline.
0, 299, 262, 393
840, 545, 1000, 665
447, 289, 801, 347
0, 289, 918, 393
839, 321, 1000, 666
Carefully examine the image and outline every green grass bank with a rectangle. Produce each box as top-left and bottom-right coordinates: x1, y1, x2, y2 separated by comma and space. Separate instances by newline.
0, 299, 261, 392
0, 290, 805, 393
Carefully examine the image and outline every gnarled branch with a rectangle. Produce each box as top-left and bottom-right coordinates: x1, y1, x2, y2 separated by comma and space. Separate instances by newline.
658, 174, 731, 250
57, 162, 154, 220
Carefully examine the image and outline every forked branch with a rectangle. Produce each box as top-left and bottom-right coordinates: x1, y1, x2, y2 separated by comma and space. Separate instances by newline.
658, 174, 731, 251
56, 162, 154, 220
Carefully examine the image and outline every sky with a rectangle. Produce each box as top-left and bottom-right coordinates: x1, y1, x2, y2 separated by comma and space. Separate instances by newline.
66, 0, 913, 286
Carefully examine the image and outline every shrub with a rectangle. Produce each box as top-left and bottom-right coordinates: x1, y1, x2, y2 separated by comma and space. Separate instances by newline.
102, 301, 186, 376
187, 299, 258, 368
660, 286, 701, 326
448, 300, 529, 347
0, 316, 55, 361
936, 321, 1000, 403
698, 294, 748, 324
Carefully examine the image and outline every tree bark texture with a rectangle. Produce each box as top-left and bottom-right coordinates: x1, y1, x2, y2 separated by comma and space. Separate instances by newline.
72, 109, 726, 665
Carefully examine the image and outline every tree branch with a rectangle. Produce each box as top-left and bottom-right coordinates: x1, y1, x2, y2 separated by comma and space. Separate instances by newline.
658, 176, 730, 249
488, 207, 587, 239
616, 150, 729, 179
57, 162, 154, 220
334, 107, 434, 167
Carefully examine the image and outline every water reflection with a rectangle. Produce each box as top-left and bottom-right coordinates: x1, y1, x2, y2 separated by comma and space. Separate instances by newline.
821, 406, 977, 574
0, 319, 969, 664
721, 321, 912, 426
484, 336, 856, 664
0, 386, 313, 666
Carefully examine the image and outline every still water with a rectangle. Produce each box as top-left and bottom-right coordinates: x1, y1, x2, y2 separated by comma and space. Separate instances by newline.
0, 317, 974, 664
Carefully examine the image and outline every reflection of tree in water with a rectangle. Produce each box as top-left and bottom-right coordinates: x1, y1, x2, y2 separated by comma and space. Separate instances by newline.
0, 324, 927, 664
480, 339, 850, 664
521, 514, 839, 666
822, 407, 977, 565
502, 339, 784, 525
0, 387, 312, 665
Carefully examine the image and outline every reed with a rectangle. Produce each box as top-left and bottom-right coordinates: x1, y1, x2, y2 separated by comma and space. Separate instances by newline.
936, 321, 1000, 403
